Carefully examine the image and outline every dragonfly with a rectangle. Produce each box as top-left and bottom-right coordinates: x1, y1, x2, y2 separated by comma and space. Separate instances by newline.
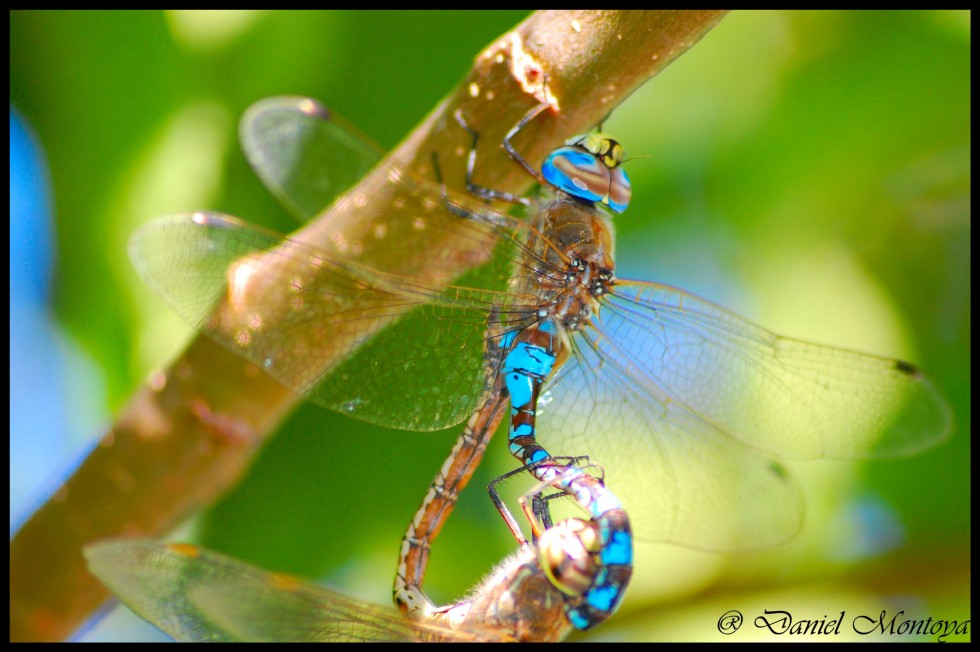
129, 95, 951, 630
84, 488, 614, 642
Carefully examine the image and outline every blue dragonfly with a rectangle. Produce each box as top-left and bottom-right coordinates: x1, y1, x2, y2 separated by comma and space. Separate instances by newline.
134, 96, 634, 629
129, 96, 951, 630
84, 488, 613, 642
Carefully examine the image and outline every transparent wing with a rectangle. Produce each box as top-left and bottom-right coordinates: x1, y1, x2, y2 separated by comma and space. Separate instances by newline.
538, 336, 804, 551
596, 281, 951, 459
84, 540, 463, 642
129, 212, 540, 430
534, 279, 950, 550
134, 92, 591, 429
240, 96, 384, 222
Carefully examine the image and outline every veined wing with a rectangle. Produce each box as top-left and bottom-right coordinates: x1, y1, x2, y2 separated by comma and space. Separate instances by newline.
240, 96, 384, 222
538, 333, 804, 551
85, 540, 471, 642
593, 281, 951, 460
534, 279, 950, 550
135, 93, 585, 431
130, 211, 545, 430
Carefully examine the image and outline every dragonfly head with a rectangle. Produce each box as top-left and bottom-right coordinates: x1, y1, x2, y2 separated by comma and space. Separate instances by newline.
536, 517, 601, 599
541, 133, 632, 214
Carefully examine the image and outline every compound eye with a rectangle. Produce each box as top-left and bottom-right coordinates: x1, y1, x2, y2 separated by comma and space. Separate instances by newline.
537, 518, 600, 598
541, 140, 631, 214
606, 165, 631, 214
542, 146, 610, 205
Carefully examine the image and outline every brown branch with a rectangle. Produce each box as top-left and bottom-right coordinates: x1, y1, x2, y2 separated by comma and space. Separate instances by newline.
9, 10, 728, 641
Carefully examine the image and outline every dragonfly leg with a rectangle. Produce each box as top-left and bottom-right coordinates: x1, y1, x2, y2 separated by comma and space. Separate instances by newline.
529, 489, 553, 532
487, 462, 537, 546
393, 390, 509, 619
522, 458, 604, 535
487, 455, 596, 544
451, 109, 533, 206
500, 102, 553, 182
453, 99, 565, 204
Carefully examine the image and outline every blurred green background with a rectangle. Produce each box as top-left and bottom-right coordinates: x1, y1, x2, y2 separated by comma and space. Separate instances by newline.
10, 10, 969, 642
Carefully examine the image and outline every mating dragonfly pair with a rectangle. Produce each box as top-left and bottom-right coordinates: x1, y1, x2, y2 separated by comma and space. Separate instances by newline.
85, 479, 607, 642
88, 95, 950, 641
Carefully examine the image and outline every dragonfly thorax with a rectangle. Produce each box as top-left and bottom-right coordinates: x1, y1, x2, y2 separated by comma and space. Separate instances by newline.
524, 196, 616, 334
